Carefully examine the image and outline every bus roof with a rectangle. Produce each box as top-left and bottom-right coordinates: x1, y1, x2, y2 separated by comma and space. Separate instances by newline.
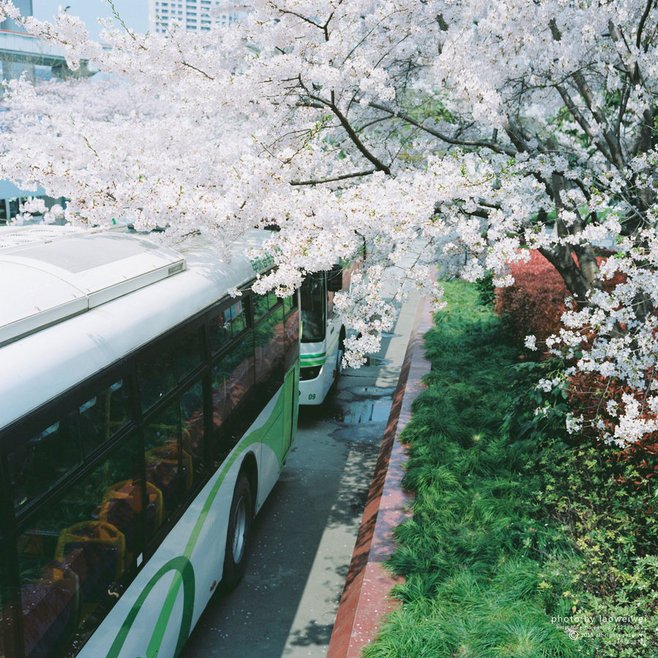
0, 226, 269, 431
0, 228, 187, 347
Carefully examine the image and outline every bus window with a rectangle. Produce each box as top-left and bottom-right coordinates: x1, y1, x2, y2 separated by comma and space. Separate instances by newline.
253, 293, 269, 323
8, 412, 82, 510
253, 291, 280, 323
181, 381, 207, 489
208, 312, 229, 355
79, 379, 132, 457
254, 302, 285, 396
137, 349, 175, 411
7, 199, 20, 222
300, 274, 326, 342
143, 400, 184, 528
16, 436, 143, 658
172, 326, 203, 381
282, 291, 298, 316
211, 331, 255, 436
225, 300, 247, 337
0, 541, 18, 658
208, 299, 248, 356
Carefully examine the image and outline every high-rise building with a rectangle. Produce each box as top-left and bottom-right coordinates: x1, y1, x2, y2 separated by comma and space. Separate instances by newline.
0, 0, 32, 32
0, 0, 73, 224
148, 0, 249, 34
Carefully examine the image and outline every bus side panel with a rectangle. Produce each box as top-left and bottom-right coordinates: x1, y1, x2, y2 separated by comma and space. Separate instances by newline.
76, 389, 287, 658
253, 403, 282, 513
255, 367, 298, 512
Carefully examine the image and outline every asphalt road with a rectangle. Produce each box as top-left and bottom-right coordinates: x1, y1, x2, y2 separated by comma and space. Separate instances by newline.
182, 293, 419, 658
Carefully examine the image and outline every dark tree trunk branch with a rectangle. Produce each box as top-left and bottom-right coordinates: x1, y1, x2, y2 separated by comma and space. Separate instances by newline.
369, 101, 517, 156
290, 169, 376, 186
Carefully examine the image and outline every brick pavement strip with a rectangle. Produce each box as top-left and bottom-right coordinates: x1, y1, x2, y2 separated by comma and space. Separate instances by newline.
326, 295, 434, 658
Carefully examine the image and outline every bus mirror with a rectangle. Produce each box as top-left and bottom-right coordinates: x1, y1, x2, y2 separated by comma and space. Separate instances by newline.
327, 264, 343, 292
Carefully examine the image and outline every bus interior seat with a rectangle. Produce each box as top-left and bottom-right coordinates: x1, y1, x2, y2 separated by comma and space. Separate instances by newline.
55, 521, 125, 603
99, 480, 164, 546
145, 443, 194, 501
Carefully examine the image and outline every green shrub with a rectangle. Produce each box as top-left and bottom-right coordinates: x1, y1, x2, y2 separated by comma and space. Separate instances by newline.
475, 271, 496, 307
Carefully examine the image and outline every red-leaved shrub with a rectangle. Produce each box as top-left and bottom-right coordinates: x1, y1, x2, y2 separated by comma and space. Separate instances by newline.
495, 250, 656, 477
568, 370, 658, 483
494, 250, 567, 353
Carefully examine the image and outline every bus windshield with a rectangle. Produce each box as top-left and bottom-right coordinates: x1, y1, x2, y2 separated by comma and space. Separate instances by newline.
300, 274, 326, 342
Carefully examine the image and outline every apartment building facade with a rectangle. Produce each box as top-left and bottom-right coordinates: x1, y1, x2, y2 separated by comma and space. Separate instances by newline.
148, 0, 249, 33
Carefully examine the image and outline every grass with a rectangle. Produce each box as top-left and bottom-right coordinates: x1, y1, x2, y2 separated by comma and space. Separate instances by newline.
362, 281, 657, 658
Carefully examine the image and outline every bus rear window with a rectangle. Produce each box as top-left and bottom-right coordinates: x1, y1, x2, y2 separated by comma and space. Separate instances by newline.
300, 274, 325, 343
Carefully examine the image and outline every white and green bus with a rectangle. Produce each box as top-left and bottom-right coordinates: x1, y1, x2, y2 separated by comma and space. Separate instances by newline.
298, 266, 349, 406
0, 226, 300, 658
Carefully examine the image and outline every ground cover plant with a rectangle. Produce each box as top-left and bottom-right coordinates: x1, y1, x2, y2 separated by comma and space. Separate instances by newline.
364, 281, 657, 658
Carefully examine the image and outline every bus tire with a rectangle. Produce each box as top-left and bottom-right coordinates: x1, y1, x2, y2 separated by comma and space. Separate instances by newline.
221, 472, 254, 591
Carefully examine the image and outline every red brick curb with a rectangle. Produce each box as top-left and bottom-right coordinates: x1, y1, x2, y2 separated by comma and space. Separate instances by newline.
327, 296, 434, 658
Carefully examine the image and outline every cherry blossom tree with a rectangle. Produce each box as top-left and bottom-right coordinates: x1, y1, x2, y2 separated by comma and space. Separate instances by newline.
2, 0, 658, 445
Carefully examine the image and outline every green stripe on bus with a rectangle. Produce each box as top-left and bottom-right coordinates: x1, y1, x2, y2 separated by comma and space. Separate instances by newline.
109, 371, 295, 657
300, 352, 325, 359
107, 555, 195, 658
300, 358, 326, 367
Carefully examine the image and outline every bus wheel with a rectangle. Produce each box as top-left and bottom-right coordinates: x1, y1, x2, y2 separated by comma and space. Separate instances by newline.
222, 472, 254, 591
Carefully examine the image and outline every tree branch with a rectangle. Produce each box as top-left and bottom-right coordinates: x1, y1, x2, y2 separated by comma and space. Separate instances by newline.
299, 82, 391, 174
180, 61, 215, 80
555, 83, 614, 164
636, 0, 655, 50
290, 169, 376, 186
368, 101, 516, 156
572, 71, 625, 168
328, 101, 391, 174
269, 3, 325, 31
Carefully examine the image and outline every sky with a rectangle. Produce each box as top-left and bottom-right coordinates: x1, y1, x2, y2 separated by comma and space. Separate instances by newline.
32, 0, 148, 38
